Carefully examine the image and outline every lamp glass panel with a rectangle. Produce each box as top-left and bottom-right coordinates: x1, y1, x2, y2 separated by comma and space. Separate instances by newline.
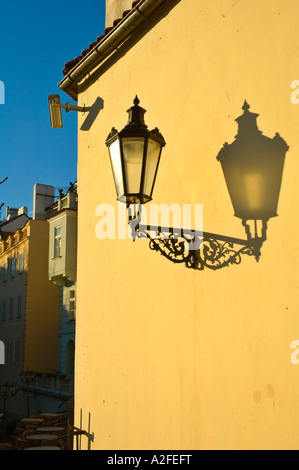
244, 167, 283, 219
108, 139, 125, 198
223, 165, 266, 220
143, 138, 161, 197
222, 152, 284, 220
122, 137, 145, 194
243, 172, 264, 214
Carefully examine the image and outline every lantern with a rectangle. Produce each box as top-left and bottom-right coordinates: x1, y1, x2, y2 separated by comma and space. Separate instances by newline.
106, 96, 166, 206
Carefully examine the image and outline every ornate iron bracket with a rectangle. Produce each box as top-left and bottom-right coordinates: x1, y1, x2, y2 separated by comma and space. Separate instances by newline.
128, 206, 267, 270
137, 226, 264, 270
128, 205, 267, 270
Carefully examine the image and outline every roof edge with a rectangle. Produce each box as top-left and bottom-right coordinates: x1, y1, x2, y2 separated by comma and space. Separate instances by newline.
58, 0, 167, 101
0, 213, 30, 229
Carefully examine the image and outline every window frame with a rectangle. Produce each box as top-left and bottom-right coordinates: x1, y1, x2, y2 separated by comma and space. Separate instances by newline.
3, 261, 8, 282
54, 225, 62, 258
69, 289, 76, 321
19, 253, 24, 274
11, 258, 16, 278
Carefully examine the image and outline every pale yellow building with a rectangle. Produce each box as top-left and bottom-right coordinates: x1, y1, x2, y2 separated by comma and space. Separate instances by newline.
47, 185, 77, 376
0, 215, 60, 420
58, 0, 299, 449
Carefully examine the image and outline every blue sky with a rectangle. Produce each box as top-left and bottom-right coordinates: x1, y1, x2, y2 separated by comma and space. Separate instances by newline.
0, 0, 106, 218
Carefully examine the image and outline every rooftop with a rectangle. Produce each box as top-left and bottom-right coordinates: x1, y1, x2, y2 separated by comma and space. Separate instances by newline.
62, 1, 140, 76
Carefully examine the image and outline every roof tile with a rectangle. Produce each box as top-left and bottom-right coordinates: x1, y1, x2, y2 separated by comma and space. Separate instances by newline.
62, 1, 139, 76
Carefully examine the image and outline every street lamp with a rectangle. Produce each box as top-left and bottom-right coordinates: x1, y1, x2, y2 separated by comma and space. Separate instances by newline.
0, 380, 18, 440
106, 98, 288, 270
106, 96, 166, 206
20, 370, 36, 417
0, 380, 17, 400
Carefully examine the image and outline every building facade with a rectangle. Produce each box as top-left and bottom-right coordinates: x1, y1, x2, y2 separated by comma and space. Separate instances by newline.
58, 0, 299, 449
47, 184, 77, 377
22, 184, 77, 417
0, 216, 60, 421
0, 183, 77, 424
0, 206, 29, 239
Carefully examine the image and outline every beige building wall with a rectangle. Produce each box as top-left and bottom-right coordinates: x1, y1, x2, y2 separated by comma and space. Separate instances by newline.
24, 220, 60, 372
73, 0, 299, 449
105, 0, 133, 28
0, 228, 29, 418
0, 219, 60, 417
0, 228, 29, 374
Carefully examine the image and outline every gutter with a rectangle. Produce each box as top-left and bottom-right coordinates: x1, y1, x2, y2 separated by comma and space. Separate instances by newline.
58, 0, 167, 101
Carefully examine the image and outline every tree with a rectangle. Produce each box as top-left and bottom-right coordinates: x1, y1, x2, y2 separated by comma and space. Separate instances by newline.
0, 177, 8, 210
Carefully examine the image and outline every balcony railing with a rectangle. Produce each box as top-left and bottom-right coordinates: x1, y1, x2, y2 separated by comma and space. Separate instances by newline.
25, 372, 73, 398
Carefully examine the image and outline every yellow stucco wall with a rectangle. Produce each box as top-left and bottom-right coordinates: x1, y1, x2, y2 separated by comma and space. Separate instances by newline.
24, 220, 60, 372
74, 0, 299, 449
105, 0, 133, 28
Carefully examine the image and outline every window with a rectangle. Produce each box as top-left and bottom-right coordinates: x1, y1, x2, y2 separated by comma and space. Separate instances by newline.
19, 253, 23, 274
3, 262, 8, 282
69, 289, 76, 321
54, 226, 62, 258
9, 297, 13, 320
17, 295, 22, 318
11, 258, 15, 278
66, 340, 75, 375
7, 340, 19, 363
1, 300, 6, 321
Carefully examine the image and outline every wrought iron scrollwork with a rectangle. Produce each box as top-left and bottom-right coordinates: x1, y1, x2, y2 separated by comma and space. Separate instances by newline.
149, 233, 191, 265
136, 224, 264, 271
187, 238, 257, 270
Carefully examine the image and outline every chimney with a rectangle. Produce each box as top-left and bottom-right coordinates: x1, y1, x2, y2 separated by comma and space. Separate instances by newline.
6, 207, 18, 220
33, 184, 55, 220
105, 0, 133, 29
18, 207, 28, 216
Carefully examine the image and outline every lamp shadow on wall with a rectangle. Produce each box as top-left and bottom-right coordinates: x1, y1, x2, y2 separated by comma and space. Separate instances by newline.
80, 97, 104, 131
217, 100, 289, 228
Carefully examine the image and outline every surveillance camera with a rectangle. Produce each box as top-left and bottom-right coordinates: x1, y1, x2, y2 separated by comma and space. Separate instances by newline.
48, 94, 63, 128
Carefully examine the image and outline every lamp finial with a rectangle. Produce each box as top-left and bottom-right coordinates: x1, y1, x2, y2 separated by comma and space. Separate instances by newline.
242, 100, 250, 112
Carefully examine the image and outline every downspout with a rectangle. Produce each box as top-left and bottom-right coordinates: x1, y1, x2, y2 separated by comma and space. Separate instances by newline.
58, 0, 167, 101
